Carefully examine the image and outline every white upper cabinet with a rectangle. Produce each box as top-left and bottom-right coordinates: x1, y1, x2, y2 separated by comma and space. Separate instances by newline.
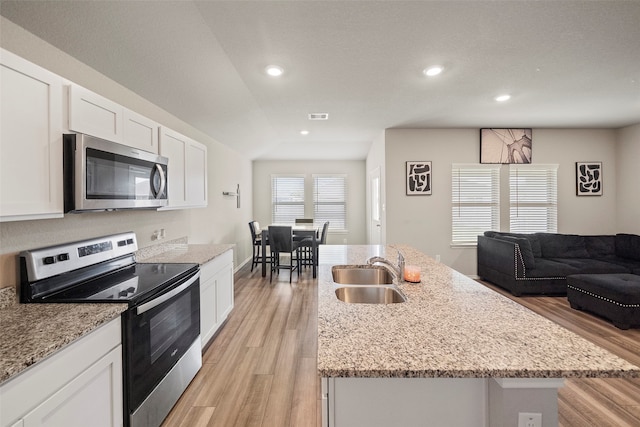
0, 49, 64, 222
123, 109, 159, 153
69, 84, 160, 153
159, 126, 207, 209
185, 141, 207, 206
68, 83, 124, 143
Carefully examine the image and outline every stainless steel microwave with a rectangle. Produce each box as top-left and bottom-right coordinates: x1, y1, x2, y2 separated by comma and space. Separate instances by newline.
63, 133, 168, 212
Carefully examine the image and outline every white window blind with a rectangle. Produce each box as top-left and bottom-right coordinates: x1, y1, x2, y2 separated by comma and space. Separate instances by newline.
451, 164, 500, 245
313, 174, 346, 230
510, 164, 558, 233
271, 175, 305, 224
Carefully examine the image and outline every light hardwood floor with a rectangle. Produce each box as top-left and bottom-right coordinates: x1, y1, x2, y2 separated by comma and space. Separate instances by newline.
161, 264, 640, 427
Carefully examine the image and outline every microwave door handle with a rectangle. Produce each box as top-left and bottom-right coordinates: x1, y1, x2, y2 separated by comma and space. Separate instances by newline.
152, 164, 166, 199
136, 272, 199, 315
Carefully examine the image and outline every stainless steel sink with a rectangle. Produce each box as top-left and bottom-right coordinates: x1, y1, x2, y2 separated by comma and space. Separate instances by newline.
331, 265, 394, 285
335, 286, 406, 304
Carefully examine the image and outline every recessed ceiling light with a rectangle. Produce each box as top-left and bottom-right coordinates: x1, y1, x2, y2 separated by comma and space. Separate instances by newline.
300, 130, 309, 135
265, 65, 284, 77
495, 94, 511, 102
423, 66, 443, 77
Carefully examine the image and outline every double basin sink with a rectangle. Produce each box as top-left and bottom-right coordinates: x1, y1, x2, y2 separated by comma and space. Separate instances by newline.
331, 265, 406, 304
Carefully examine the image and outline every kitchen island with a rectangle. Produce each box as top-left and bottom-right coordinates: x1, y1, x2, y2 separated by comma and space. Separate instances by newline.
317, 245, 640, 427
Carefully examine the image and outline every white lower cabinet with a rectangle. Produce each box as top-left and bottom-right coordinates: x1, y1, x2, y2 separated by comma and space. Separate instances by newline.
321, 377, 564, 427
0, 318, 123, 427
199, 250, 234, 347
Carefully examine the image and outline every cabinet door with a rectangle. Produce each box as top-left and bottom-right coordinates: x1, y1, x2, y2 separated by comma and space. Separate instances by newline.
68, 84, 123, 143
123, 109, 158, 153
185, 141, 207, 207
159, 127, 208, 209
159, 126, 187, 208
0, 49, 63, 221
215, 261, 234, 324
199, 273, 218, 347
199, 251, 233, 347
23, 346, 123, 427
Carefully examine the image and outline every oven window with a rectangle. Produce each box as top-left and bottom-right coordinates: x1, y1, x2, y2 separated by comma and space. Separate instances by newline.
149, 291, 192, 364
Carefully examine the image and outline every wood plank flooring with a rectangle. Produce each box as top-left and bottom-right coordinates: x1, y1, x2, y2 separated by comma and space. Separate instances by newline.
161, 264, 640, 427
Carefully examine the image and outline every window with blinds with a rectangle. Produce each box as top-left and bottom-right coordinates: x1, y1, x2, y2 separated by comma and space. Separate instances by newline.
451, 164, 500, 245
313, 174, 346, 230
271, 175, 305, 224
509, 164, 558, 233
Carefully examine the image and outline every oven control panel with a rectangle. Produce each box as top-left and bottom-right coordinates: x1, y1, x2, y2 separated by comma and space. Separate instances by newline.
20, 232, 139, 281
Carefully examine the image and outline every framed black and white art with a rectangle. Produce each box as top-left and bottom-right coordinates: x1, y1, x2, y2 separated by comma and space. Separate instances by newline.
406, 161, 432, 195
480, 128, 532, 164
576, 162, 603, 196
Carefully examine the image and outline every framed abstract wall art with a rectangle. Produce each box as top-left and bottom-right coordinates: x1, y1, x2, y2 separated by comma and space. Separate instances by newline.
406, 161, 432, 195
480, 128, 532, 164
576, 162, 602, 196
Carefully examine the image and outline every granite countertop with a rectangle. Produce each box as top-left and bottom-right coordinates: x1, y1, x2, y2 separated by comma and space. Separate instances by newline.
136, 242, 234, 265
0, 287, 126, 384
0, 240, 234, 386
317, 244, 640, 379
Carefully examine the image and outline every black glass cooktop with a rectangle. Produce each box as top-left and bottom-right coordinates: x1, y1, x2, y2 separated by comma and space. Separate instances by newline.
38, 262, 198, 305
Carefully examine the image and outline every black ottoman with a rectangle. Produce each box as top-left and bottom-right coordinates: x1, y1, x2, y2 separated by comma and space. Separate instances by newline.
567, 274, 640, 329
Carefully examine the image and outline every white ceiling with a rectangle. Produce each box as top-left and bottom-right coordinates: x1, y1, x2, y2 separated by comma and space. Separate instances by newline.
2, 1, 639, 160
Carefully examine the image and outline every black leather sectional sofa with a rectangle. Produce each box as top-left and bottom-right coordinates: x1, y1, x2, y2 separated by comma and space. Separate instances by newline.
477, 231, 640, 296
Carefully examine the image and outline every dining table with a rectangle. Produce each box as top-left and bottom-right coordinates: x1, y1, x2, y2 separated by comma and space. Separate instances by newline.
260, 224, 318, 278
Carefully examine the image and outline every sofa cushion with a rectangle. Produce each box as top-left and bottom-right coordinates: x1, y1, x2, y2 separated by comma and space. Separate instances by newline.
526, 258, 580, 278
547, 258, 630, 274
584, 235, 617, 258
616, 234, 640, 261
536, 233, 590, 258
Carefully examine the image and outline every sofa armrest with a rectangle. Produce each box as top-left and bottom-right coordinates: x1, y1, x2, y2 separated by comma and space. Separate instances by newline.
478, 235, 526, 277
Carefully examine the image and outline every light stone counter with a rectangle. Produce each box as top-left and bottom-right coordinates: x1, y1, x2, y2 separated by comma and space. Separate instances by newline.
0, 287, 125, 384
317, 244, 640, 379
136, 241, 234, 266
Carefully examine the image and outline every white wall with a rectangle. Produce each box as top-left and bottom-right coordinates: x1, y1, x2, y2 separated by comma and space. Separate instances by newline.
617, 123, 640, 234
252, 160, 367, 245
0, 17, 253, 287
365, 132, 387, 245
383, 128, 620, 275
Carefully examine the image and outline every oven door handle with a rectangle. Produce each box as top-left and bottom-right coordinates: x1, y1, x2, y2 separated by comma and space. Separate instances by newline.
136, 272, 199, 315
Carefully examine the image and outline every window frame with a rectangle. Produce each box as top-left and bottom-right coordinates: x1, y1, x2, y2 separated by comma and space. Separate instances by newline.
271, 174, 305, 225
509, 164, 558, 234
313, 174, 347, 232
451, 164, 501, 246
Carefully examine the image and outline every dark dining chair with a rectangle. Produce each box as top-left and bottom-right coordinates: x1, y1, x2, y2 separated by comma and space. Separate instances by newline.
319, 221, 330, 245
248, 221, 268, 272
311, 221, 329, 266
268, 226, 301, 283
294, 218, 314, 266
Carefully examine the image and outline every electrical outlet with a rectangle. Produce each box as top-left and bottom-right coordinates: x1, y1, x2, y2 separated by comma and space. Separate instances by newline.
435, 254, 441, 262
518, 412, 542, 427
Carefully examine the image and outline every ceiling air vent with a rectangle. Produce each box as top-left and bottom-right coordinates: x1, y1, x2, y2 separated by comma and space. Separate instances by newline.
308, 113, 329, 120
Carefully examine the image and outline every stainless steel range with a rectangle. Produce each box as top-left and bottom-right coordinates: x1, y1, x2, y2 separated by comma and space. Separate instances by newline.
20, 232, 201, 427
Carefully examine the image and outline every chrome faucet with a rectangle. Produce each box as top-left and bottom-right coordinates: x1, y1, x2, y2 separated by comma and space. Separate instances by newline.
367, 250, 405, 282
